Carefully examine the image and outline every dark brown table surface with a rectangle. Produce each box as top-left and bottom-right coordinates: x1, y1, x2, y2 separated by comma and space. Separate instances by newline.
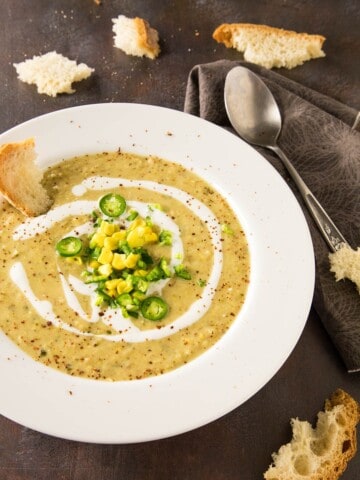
0, 1, 359, 479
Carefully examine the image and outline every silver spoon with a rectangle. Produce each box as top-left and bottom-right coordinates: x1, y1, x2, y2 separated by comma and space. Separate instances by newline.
224, 66, 348, 252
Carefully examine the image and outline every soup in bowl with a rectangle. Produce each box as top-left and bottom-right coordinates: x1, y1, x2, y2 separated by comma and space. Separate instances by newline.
0, 149, 250, 381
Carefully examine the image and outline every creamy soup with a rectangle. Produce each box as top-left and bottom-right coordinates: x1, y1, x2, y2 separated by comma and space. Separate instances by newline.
0, 151, 250, 381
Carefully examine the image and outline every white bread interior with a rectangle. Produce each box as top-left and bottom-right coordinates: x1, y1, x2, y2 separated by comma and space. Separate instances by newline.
329, 244, 360, 293
13, 51, 94, 97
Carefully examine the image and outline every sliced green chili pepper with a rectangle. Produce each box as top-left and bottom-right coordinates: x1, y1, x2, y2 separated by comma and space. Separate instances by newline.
141, 296, 168, 321
99, 193, 126, 217
56, 237, 83, 257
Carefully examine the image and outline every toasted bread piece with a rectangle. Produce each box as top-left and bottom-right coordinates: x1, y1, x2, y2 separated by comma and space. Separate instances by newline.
112, 14, 160, 59
329, 244, 360, 293
13, 51, 94, 97
213, 23, 325, 69
264, 389, 360, 480
0, 138, 52, 216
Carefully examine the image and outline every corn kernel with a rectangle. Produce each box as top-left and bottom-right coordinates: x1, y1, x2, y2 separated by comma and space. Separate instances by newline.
134, 269, 148, 277
116, 277, 133, 295
104, 236, 119, 251
112, 253, 126, 270
127, 226, 158, 248
125, 253, 140, 268
89, 232, 106, 248
144, 231, 158, 243
128, 217, 146, 231
89, 260, 100, 269
98, 264, 113, 277
105, 278, 122, 291
98, 248, 114, 265
127, 227, 145, 248
100, 221, 116, 236
111, 230, 127, 242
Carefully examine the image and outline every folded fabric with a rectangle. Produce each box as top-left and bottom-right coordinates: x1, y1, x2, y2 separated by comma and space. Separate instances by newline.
184, 59, 360, 372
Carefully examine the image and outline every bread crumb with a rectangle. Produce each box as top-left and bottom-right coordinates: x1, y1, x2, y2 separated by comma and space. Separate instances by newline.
329, 244, 360, 293
264, 389, 360, 480
213, 23, 325, 69
13, 51, 94, 97
112, 14, 160, 59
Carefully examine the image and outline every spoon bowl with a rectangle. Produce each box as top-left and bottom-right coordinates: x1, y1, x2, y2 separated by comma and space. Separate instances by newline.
225, 67, 281, 148
224, 66, 348, 252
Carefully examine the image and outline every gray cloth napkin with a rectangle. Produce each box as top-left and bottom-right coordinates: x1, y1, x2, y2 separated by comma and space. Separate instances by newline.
184, 59, 360, 372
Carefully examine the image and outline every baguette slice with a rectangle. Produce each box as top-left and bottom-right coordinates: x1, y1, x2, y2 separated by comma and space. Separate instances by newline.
264, 389, 360, 480
213, 23, 325, 69
329, 244, 360, 293
112, 15, 160, 59
0, 138, 52, 216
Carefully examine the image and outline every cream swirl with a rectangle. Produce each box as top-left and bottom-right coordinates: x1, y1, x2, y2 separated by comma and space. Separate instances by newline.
10, 177, 223, 342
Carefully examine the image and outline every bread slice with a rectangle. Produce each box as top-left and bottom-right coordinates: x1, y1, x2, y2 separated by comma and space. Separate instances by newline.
13, 51, 94, 97
0, 138, 52, 216
213, 23, 325, 69
329, 245, 360, 293
264, 389, 360, 480
112, 15, 160, 59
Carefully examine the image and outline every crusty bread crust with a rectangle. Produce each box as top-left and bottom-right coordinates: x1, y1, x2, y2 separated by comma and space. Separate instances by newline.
133, 17, 160, 59
213, 23, 325, 47
0, 138, 52, 216
213, 23, 325, 69
264, 389, 359, 480
324, 389, 360, 469
112, 15, 160, 59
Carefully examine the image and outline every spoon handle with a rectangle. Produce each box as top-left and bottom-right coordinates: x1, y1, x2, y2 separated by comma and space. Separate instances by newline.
271, 145, 349, 252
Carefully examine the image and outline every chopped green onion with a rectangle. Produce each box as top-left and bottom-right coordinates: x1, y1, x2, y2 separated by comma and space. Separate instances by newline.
146, 265, 166, 282
221, 223, 234, 235
160, 258, 172, 278
95, 289, 118, 308
149, 203, 162, 211
132, 277, 149, 293
174, 264, 192, 280
118, 241, 132, 255
159, 230, 173, 246
145, 216, 153, 227
138, 249, 153, 265
126, 210, 138, 221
